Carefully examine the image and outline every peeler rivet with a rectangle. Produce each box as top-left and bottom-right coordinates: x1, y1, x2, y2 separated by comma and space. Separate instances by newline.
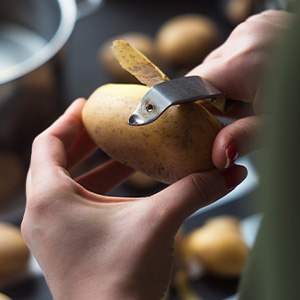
146, 103, 154, 112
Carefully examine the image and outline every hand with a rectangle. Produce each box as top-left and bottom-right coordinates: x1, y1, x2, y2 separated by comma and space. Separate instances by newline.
187, 9, 293, 169
21, 99, 247, 300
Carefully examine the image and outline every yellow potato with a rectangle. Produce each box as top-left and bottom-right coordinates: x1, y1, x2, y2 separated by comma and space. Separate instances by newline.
0, 222, 30, 278
0, 293, 12, 300
99, 32, 158, 83
182, 217, 249, 277
126, 171, 159, 191
225, 0, 253, 25
156, 14, 220, 67
204, 215, 242, 235
82, 83, 223, 184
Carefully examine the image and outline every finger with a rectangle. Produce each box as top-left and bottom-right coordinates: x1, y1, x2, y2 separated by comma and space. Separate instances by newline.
187, 58, 257, 104
75, 160, 134, 195
212, 114, 266, 169
30, 98, 86, 185
151, 165, 247, 230
66, 129, 98, 170
45, 98, 87, 152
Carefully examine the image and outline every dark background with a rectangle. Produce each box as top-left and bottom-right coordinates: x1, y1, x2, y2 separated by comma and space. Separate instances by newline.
63, 0, 234, 102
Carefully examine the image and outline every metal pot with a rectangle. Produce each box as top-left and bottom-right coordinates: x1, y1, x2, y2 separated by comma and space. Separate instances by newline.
0, 0, 103, 152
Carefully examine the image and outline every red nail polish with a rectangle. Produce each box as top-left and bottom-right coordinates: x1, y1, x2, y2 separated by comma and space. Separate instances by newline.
223, 165, 247, 190
225, 142, 238, 168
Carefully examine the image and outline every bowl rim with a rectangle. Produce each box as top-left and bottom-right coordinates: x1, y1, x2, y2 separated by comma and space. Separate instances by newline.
0, 0, 77, 85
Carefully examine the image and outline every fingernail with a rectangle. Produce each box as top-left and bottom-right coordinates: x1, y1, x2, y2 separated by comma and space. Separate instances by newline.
225, 142, 238, 168
223, 165, 247, 190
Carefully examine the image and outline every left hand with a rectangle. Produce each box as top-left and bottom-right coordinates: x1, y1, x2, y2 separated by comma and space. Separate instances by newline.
21, 98, 247, 300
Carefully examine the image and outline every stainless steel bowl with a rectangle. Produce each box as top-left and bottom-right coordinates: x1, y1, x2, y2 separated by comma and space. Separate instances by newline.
0, 0, 103, 85
0, 0, 102, 147
0, 0, 103, 220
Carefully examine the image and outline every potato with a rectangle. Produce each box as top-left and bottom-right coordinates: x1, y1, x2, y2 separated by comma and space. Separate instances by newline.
182, 216, 249, 277
225, 0, 254, 25
204, 215, 242, 235
0, 293, 12, 300
156, 14, 220, 67
126, 171, 159, 191
99, 32, 158, 83
0, 222, 30, 278
82, 83, 223, 184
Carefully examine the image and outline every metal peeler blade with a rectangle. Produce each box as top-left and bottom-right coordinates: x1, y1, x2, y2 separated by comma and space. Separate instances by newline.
128, 76, 233, 126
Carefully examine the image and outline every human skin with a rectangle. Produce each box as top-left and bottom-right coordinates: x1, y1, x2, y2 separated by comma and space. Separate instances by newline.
21, 99, 246, 300
187, 9, 293, 169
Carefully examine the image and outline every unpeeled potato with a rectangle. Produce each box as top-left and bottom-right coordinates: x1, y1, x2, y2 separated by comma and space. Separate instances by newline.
0, 222, 30, 278
126, 171, 159, 191
182, 216, 249, 277
156, 14, 220, 67
225, 0, 254, 25
82, 83, 223, 184
0, 293, 12, 300
204, 215, 242, 235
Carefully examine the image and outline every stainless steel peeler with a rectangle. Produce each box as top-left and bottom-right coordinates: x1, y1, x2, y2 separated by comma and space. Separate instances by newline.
128, 76, 236, 126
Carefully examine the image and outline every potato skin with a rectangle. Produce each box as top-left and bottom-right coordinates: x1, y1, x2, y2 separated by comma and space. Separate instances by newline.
99, 32, 158, 83
82, 84, 223, 184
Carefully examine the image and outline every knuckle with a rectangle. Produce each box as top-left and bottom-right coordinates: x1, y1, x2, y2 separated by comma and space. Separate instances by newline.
31, 132, 48, 153
235, 116, 263, 156
32, 132, 45, 146
26, 175, 77, 220
21, 186, 50, 246
20, 219, 29, 244
26, 185, 52, 218
20, 217, 33, 248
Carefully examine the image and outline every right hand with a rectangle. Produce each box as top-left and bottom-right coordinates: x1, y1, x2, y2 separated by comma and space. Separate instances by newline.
187, 9, 294, 169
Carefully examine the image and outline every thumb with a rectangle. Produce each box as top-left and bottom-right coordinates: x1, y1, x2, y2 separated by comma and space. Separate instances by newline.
152, 165, 248, 230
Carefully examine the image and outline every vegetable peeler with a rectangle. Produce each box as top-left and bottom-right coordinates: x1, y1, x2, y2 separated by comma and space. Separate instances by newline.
128, 76, 236, 126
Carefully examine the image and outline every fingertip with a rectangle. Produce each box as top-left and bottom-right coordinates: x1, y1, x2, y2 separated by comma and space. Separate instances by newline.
64, 98, 86, 115
212, 129, 232, 169
213, 139, 239, 170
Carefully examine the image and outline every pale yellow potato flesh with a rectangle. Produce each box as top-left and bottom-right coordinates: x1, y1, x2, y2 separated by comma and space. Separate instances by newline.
82, 83, 223, 184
